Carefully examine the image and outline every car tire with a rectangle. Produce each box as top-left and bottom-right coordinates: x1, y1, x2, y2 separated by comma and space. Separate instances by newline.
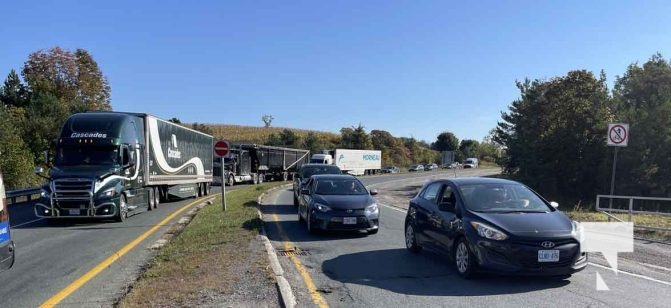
455, 238, 476, 279
405, 223, 422, 253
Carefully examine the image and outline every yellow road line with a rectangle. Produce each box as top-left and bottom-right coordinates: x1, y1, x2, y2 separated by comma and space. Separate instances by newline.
40, 196, 213, 307
271, 212, 329, 308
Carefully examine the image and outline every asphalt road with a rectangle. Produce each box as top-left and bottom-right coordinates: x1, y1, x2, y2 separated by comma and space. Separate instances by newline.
261, 169, 671, 308
2, 186, 237, 307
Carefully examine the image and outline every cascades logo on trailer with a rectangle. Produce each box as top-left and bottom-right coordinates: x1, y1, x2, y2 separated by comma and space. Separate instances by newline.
71, 132, 107, 138
167, 134, 182, 159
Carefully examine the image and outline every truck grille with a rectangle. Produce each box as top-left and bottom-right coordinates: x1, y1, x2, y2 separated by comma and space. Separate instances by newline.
53, 179, 94, 209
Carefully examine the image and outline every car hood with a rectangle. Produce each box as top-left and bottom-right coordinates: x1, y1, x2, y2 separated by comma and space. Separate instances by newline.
472, 211, 573, 238
313, 194, 374, 210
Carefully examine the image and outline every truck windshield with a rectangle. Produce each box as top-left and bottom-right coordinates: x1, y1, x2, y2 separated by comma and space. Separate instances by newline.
55, 146, 120, 166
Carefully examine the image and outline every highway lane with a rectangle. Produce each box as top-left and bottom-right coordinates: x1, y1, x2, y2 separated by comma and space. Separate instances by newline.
261, 170, 671, 308
3, 186, 237, 307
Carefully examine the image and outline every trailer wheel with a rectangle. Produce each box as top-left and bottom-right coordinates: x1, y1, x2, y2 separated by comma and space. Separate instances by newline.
204, 183, 211, 195
153, 187, 160, 208
197, 183, 203, 197
147, 188, 154, 211
227, 175, 235, 186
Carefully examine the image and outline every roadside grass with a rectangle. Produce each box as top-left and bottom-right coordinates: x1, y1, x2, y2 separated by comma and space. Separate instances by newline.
119, 183, 284, 307
565, 210, 671, 241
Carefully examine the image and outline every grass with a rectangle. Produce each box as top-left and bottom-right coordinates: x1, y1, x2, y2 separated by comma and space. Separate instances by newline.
565, 210, 671, 241
200, 123, 340, 144
119, 183, 284, 307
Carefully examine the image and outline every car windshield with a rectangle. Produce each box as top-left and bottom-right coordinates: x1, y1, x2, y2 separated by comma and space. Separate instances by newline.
458, 183, 551, 213
300, 166, 340, 178
55, 145, 120, 166
315, 178, 368, 195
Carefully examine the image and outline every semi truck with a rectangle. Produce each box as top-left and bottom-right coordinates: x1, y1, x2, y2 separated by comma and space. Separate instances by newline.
0, 169, 15, 272
34, 112, 214, 222
213, 144, 309, 186
310, 149, 382, 175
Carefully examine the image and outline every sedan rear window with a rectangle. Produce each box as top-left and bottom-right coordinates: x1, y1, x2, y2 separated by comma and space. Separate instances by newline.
300, 166, 341, 178
315, 179, 367, 195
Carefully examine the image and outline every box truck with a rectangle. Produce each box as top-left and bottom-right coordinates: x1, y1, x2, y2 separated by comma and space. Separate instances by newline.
310, 149, 382, 175
213, 144, 309, 186
34, 112, 214, 222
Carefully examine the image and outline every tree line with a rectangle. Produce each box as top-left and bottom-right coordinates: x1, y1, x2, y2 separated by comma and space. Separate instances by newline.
0, 47, 111, 189
494, 54, 671, 207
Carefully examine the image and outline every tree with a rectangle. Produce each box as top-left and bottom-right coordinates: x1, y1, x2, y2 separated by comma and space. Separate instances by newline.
302, 132, 322, 154
340, 124, 372, 150
191, 123, 213, 135
22, 47, 111, 112
168, 117, 182, 124
495, 70, 612, 202
0, 105, 38, 189
262, 114, 274, 128
459, 139, 480, 159
432, 131, 459, 152
279, 129, 299, 147
612, 54, 671, 196
0, 70, 28, 108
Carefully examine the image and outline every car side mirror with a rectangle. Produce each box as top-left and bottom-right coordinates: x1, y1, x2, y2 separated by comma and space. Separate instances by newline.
438, 201, 455, 212
300, 188, 310, 195
550, 201, 559, 209
369, 189, 378, 196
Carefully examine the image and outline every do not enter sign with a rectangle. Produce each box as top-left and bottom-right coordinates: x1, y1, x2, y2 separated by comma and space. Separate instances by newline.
215, 140, 230, 156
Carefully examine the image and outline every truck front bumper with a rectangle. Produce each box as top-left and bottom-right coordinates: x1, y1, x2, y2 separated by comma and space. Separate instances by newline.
34, 200, 119, 219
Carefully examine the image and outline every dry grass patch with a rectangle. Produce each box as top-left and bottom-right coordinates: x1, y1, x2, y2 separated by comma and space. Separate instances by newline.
119, 183, 283, 307
566, 210, 671, 241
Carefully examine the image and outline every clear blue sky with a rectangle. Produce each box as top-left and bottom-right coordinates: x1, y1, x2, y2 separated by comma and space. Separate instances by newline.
2, 1, 670, 142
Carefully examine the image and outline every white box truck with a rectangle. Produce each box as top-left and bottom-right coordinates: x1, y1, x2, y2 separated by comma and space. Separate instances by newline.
310, 149, 382, 175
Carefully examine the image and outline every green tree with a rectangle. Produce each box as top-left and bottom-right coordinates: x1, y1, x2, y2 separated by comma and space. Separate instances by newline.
168, 117, 182, 124
340, 124, 372, 150
496, 70, 612, 202
432, 131, 459, 152
612, 54, 671, 196
302, 132, 322, 154
279, 129, 299, 147
459, 139, 480, 159
0, 105, 38, 189
0, 70, 28, 108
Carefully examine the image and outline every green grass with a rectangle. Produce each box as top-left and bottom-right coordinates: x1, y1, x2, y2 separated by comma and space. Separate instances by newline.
119, 183, 284, 307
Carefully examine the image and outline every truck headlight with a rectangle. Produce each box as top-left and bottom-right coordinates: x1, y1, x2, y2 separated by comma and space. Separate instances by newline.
470, 221, 508, 241
99, 188, 116, 198
40, 189, 49, 198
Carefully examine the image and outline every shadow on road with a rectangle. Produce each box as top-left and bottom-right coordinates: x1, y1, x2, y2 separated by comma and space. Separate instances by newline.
262, 202, 373, 243
321, 248, 571, 296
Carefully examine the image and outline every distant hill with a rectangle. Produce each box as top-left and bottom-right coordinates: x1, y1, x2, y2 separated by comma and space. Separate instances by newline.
201, 124, 339, 144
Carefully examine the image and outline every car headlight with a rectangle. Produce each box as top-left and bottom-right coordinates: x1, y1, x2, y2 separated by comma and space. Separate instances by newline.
315, 203, 331, 212
99, 188, 116, 198
365, 203, 378, 213
470, 221, 508, 241
40, 189, 49, 198
572, 220, 585, 244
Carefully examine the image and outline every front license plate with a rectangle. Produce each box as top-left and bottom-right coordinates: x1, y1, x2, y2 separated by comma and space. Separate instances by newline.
68, 209, 80, 216
343, 217, 357, 225
538, 250, 560, 262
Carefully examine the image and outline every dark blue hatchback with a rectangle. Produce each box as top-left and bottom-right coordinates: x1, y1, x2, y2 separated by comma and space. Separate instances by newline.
404, 177, 587, 278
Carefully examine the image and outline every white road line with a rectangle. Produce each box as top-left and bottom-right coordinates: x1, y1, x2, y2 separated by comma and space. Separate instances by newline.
639, 262, 671, 272
588, 262, 671, 286
12, 217, 44, 228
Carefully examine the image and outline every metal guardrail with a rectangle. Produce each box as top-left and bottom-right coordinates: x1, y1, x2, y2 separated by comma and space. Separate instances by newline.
596, 194, 671, 231
5, 187, 41, 204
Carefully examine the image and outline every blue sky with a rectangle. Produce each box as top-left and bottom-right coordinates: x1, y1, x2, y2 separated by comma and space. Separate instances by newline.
2, 1, 670, 143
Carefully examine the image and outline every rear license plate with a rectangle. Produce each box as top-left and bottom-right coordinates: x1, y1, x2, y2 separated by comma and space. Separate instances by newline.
538, 250, 560, 262
343, 217, 357, 225
68, 209, 80, 215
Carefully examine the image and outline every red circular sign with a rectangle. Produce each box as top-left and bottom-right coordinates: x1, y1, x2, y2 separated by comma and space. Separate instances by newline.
214, 140, 230, 156
609, 125, 627, 144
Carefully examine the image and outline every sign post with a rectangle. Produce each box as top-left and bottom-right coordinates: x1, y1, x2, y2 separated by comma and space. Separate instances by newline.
607, 123, 629, 209
215, 140, 230, 211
